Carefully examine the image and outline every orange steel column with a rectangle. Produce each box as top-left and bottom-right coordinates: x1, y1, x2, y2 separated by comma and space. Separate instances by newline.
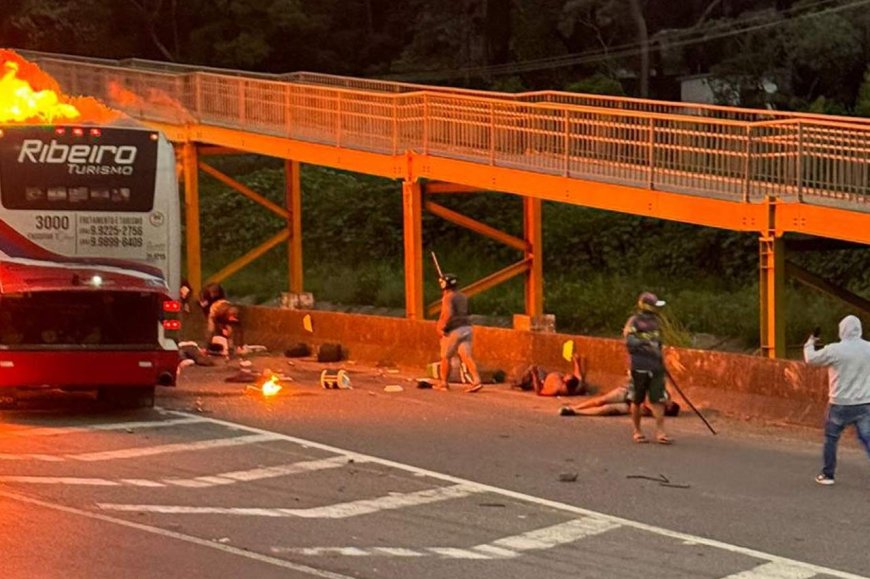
403, 180, 424, 320
285, 160, 303, 293
759, 234, 785, 358
181, 142, 202, 295
524, 196, 544, 317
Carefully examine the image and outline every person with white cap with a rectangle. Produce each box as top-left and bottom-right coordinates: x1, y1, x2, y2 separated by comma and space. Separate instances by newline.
623, 291, 671, 444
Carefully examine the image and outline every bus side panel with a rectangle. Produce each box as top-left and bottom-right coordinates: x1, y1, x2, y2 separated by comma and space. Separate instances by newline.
0, 350, 178, 389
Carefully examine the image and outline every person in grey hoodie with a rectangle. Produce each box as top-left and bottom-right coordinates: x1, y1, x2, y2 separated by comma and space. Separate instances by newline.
804, 315, 870, 485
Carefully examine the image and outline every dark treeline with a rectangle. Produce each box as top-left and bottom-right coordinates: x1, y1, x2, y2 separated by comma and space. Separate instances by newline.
4, 0, 870, 113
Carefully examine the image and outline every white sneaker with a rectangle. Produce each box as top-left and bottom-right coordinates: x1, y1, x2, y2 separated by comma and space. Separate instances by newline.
815, 474, 835, 486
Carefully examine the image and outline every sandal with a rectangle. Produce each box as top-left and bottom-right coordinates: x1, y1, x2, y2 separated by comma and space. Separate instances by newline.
632, 432, 649, 444
656, 435, 673, 445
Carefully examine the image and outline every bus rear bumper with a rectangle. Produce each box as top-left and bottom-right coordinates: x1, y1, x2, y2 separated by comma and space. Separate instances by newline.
0, 350, 179, 389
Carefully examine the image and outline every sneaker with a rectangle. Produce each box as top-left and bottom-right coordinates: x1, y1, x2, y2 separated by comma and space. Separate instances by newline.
559, 406, 577, 416
464, 383, 483, 393
815, 474, 835, 486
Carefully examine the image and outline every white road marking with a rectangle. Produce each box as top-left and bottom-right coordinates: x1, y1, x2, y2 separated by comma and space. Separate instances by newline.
166, 410, 867, 579
0, 476, 118, 486
0, 453, 65, 462
272, 517, 619, 560
0, 488, 356, 579
720, 562, 819, 579
98, 483, 480, 518
164, 456, 349, 488
69, 433, 280, 462
7, 417, 207, 437
0, 456, 350, 489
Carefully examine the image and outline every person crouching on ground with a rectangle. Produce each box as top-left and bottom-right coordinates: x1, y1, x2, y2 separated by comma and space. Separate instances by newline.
624, 292, 672, 445
198, 283, 244, 356
436, 274, 482, 393
804, 315, 870, 486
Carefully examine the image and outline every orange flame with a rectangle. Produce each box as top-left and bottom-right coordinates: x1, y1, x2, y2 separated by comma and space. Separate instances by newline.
261, 375, 282, 397
0, 50, 122, 125
0, 60, 79, 123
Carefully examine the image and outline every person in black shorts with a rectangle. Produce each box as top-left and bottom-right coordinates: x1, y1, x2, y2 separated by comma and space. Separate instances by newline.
623, 292, 672, 444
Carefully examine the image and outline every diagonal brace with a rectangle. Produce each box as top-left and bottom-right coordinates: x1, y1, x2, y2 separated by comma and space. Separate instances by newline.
199, 161, 289, 219
425, 201, 529, 252
206, 229, 290, 285
427, 258, 531, 317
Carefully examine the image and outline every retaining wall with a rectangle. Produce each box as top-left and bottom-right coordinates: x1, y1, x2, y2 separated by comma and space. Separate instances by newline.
240, 306, 830, 427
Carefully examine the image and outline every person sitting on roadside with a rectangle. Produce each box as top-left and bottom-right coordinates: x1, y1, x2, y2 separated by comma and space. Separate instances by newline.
559, 380, 681, 417
513, 353, 588, 397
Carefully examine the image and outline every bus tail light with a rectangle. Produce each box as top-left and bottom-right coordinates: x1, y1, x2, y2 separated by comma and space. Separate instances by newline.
163, 319, 181, 331
163, 300, 181, 313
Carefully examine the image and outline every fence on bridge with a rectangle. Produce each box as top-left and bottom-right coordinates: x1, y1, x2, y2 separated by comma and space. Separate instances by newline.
31, 55, 870, 212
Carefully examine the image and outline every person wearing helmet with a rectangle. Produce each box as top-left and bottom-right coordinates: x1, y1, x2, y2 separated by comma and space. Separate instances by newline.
623, 292, 671, 444
436, 273, 482, 393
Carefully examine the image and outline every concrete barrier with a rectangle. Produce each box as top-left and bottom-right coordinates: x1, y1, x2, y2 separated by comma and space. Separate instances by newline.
242, 306, 829, 427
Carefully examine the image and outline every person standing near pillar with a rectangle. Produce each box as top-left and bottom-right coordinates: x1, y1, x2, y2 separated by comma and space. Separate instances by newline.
804, 315, 870, 485
624, 292, 672, 444
436, 274, 483, 393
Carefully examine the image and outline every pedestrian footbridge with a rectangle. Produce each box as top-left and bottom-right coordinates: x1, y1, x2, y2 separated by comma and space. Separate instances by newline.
27, 51, 870, 357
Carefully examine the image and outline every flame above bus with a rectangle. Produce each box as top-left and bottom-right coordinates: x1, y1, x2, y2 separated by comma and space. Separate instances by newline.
0, 50, 121, 124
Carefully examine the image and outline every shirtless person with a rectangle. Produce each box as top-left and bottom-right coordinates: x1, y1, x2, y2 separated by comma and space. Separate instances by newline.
513, 353, 588, 397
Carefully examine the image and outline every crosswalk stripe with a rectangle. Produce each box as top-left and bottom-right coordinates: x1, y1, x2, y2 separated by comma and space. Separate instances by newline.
0, 476, 118, 486
98, 484, 480, 518
0, 456, 350, 489
69, 433, 280, 462
489, 517, 619, 552
7, 417, 207, 437
0, 453, 65, 462
164, 456, 349, 488
271, 516, 620, 560
720, 562, 819, 579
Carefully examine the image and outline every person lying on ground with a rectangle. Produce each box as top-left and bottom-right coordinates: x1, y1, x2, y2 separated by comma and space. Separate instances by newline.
559, 382, 681, 417
512, 353, 588, 397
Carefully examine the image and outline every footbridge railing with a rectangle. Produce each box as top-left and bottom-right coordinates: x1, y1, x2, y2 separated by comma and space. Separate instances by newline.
32, 55, 870, 212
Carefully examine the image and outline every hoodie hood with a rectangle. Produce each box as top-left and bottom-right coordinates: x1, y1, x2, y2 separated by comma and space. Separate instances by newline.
838, 315, 862, 341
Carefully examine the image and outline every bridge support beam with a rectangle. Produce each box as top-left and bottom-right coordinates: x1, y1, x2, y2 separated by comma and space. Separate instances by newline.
181, 142, 202, 295
285, 160, 303, 293
759, 234, 786, 358
403, 180, 424, 320
524, 197, 544, 318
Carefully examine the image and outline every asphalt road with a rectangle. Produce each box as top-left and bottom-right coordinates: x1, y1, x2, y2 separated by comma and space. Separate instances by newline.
1, 356, 868, 579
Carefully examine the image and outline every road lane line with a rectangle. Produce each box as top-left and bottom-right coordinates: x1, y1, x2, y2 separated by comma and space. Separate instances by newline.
8, 417, 208, 437
97, 484, 480, 518
169, 410, 867, 579
68, 433, 280, 462
0, 476, 119, 486
720, 562, 819, 579
0, 453, 65, 462
271, 517, 619, 560
0, 456, 350, 489
164, 456, 349, 488
0, 489, 356, 579
486, 517, 620, 553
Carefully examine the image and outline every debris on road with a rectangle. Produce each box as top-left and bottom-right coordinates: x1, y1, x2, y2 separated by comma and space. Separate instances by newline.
383, 385, 403, 393
558, 472, 579, 483
320, 369, 352, 389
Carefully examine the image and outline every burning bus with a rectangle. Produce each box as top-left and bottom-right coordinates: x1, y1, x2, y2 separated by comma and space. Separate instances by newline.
0, 51, 181, 406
